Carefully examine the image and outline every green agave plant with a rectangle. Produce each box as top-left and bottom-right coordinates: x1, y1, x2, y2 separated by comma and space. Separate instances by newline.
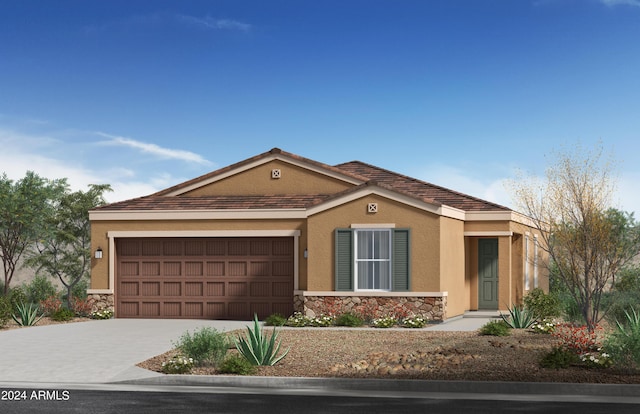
235, 314, 289, 366
501, 304, 535, 329
12, 302, 44, 326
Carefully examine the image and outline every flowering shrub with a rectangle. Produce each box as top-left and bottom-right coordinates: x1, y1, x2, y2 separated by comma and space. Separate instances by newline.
162, 355, 194, 374
91, 309, 114, 320
372, 316, 397, 328
531, 319, 556, 334
286, 312, 312, 327
39, 295, 62, 316
553, 324, 605, 355
580, 349, 612, 368
401, 315, 428, 328
310, 314, 334, 327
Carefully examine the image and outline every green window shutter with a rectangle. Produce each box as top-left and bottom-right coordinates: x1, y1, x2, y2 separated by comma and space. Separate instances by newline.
335, 228, 354, 291
392, 228, 411, 291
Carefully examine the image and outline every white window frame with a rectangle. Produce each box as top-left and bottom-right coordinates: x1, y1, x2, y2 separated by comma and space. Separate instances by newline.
354, 228, 392, 291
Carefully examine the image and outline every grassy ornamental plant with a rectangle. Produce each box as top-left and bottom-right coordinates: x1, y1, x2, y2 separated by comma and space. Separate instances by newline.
264, 313, 287, 326
50, 307, 75, 322
605, 308, 640, 369
12, 302, 44, 326
334, 312, 365, 327
235, 314, 289, 366
501, 304, 535, 329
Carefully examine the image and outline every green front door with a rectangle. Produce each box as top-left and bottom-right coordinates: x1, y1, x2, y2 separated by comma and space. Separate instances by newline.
478, 238, 499, 310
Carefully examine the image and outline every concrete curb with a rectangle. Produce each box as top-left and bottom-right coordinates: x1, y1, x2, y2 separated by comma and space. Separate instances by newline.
118, 375, 640, 399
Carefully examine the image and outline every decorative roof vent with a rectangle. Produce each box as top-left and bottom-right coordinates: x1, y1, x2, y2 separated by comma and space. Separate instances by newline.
271, 169, 281, 179
367, 203, 378, 213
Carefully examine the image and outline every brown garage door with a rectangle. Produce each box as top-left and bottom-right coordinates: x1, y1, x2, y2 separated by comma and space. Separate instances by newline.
116, 237, 294, 320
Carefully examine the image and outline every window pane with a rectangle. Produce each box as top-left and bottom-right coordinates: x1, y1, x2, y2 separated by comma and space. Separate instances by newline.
374, 230, 390, 259
356, 231, 373, 259
357, 262, 374, 289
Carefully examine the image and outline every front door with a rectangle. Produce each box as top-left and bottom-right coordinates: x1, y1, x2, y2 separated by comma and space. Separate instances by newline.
478, 238, 499, 310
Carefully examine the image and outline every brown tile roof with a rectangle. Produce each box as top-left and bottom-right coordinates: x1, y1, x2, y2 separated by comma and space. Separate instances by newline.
96, 148, 510, 213
94, 194, 332, 210
334, 161, 511, 212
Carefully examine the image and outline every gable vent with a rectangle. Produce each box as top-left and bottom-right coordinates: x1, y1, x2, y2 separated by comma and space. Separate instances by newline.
367, 203, 378, 213
271, 169, 282, 179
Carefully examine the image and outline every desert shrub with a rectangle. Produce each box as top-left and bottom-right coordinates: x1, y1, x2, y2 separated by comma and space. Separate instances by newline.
174, 327, 229, 367
523, 288, 561, 320
217, 354, 257, 375
286, 312, 312, 327
605, 308, 640, 370
51, 307, 75, 321
70, 297, 92, 317
0, 295, 11, 327
530, 319, 556, 334
501, 304, 535, 329
71, 278, 89, 300
602, 291, 640, 327
540, 347, 580, 369
557, 292, 585, 324
8, 286, 28, 311
235, 315, 289, 366
25, 275, 58, 305
162, 355, 194, 374
479, 320, 511, 336
335, 312, 364, 327
614, 266, 640, 293
264, 313, 287, 326
39, 295, 63, 315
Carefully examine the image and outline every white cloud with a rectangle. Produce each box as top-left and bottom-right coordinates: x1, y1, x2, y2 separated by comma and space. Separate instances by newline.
600, 0, 640, 7
96, 132, 212, 166
0, 125, 214, 203
176, 14, 252, 32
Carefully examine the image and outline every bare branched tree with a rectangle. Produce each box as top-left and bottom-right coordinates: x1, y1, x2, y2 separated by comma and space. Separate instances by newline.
509, 143, 640, 331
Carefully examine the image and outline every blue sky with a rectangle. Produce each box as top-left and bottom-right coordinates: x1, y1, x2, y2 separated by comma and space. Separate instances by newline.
1, 0, 639, 215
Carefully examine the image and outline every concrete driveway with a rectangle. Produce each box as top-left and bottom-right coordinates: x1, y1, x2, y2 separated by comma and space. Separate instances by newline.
0, 316, 493, 385
0, 319, 249, 384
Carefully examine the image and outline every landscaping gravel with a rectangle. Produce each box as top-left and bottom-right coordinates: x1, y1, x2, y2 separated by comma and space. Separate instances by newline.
138, 328, 640, 384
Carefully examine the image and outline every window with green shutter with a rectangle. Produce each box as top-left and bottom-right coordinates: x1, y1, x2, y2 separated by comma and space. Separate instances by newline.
335, 228, 410, 292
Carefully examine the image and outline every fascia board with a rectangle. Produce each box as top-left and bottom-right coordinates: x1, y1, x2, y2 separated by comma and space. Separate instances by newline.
89, 209, 307, 221
306, 186, 450, 217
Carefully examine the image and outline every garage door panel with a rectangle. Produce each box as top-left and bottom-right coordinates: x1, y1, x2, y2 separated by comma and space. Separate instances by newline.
141, 302, 160, 317
120, 282, 139, 296
164, 262, 181, 276
185, 282, 204, 296
163, 282, 181, 296
117, 237, 294, 320
207, 282, 225, 296
250, 282, 270, 297
141, 282, 160, 296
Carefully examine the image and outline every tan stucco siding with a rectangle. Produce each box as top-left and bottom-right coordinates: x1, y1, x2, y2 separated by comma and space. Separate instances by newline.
90, 218, 307, 290
464, 221, 512, 233
439, 217, 467, 317
306, 194, 440, 292
498, 236, 513, 311
183, 160, 353, 196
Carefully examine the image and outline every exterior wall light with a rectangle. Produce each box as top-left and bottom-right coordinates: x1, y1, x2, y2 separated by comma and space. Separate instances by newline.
95, 247, 103, 259
303, 249, 308, 259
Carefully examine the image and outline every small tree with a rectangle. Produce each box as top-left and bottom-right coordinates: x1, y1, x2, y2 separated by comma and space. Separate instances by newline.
510, 143, 640, 331
27, 184, 111, 309
0, 172, 67, 295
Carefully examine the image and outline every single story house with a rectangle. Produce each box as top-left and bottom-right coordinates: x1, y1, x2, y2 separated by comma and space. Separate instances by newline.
88, 148, 547, 321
